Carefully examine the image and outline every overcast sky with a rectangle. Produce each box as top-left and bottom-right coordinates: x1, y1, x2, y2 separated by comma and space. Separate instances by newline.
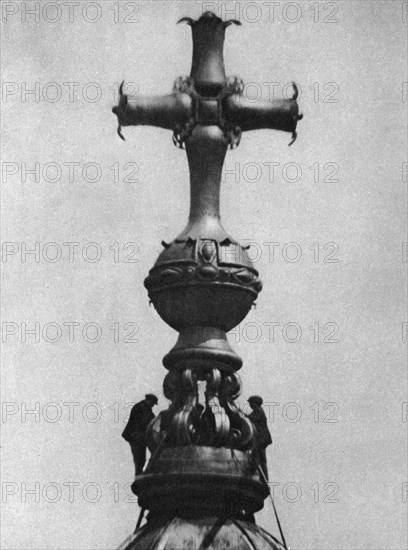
1, 1, 407, 549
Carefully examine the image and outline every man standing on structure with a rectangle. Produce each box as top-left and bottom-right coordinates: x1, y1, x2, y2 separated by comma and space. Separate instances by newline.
122, 393, 158, 476
247, 395, 272, 480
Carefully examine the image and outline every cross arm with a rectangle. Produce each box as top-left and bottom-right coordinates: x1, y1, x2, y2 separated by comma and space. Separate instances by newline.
224, 86, 302, 144
112, 83, 193, 140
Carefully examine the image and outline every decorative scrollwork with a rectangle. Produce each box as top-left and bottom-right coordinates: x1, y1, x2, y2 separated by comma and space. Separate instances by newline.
226, 76, 245, 94
221, 373, 255, 449
223, 124, 242, 149
173, 118, 197, 149
173, 76, 195, 94
163, 371, 181, 401
201, 369, 230, 446
149, 366, 256, 452
171, 369, 201, 444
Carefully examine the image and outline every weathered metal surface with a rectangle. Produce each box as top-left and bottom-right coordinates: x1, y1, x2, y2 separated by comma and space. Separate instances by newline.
118, 517, 285, 550
132, 447, 267, 517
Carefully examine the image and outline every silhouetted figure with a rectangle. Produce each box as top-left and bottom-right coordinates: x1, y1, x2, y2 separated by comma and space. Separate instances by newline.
122, 393, 158, 476
247, 395, 272, 480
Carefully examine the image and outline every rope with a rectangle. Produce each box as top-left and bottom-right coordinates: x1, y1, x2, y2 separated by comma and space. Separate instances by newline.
134, 507, 145, 532
230, 447, 244, 473
257, 464, 289, 550
230, 448, 289, 550
143, 433, 169, 475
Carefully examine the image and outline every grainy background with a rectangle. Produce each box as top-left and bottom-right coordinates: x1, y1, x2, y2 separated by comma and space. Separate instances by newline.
1, 1, 407, 549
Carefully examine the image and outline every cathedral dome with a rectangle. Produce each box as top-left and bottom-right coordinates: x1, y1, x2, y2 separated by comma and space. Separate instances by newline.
118, 516, 285, 550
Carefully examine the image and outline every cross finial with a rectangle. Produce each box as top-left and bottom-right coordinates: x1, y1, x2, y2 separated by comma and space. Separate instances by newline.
113, 14, 302, 542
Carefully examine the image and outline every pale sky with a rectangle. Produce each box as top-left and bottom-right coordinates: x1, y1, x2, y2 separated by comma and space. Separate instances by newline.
1, 1, 407, 549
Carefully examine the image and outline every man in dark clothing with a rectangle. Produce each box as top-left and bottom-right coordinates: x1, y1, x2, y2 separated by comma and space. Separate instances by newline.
247, 395, 272, 480
122, 393, 158, 476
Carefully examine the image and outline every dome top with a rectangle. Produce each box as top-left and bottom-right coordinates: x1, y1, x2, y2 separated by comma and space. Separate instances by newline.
118, 516, 285, 550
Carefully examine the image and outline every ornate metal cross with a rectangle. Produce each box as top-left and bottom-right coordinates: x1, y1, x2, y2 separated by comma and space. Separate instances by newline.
113, 11, 301, 550
114, 12, 301, 148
